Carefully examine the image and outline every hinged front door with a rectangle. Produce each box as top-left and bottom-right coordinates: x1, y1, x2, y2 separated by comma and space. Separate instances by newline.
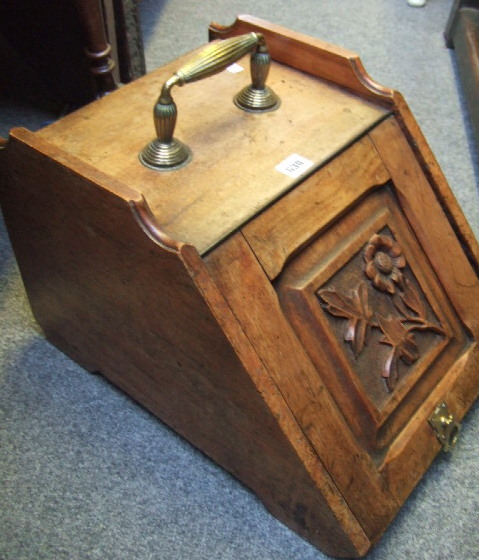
270, 116, 479, 503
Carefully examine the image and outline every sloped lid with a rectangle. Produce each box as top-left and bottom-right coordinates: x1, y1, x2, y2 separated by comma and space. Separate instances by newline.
39, 47, 389, 254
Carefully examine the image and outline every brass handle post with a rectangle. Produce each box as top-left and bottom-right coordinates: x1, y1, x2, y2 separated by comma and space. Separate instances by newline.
139, 33, 280, 171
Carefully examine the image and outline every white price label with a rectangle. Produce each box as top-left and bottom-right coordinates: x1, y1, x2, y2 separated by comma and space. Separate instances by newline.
275, 154, 314, 179
226, 63, 244, 73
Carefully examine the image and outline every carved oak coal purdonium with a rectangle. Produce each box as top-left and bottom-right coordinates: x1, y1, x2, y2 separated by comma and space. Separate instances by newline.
1, 16, 478, 558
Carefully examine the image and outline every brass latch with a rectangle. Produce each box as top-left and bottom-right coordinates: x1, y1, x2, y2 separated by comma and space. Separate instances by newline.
428, 402, 461, 452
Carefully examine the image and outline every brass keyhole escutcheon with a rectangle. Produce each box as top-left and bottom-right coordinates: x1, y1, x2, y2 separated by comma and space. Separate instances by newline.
428, 402, 461, 452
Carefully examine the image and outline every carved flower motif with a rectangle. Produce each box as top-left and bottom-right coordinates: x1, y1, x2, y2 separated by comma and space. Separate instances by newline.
363, 234, 406, 294
319, 282, 373, 357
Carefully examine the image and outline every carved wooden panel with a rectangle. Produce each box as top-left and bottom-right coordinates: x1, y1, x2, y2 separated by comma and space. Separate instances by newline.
318, 227, 447, 401
276, 185, 469, 455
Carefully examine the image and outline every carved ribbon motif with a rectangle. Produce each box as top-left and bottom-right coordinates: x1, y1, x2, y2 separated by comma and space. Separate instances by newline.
318, 233, 445, 392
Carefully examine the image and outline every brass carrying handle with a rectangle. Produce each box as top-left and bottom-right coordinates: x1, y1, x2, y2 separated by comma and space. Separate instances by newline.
139, 32, 280, 171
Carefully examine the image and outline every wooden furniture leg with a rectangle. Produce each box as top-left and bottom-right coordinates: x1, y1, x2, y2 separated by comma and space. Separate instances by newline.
445, 0, 479, 156
74, 0, 118, 96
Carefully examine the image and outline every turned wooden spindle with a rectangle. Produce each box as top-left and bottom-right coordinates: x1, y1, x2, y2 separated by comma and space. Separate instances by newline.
74, 0, 117, 96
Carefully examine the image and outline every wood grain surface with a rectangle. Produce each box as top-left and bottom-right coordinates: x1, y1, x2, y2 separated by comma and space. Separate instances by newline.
1, 129, 370, 557
37, 46, 388, 255
2, 16, 479, 558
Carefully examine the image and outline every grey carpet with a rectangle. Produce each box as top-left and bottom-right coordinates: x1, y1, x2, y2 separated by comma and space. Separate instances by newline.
1, 1, 478, 559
